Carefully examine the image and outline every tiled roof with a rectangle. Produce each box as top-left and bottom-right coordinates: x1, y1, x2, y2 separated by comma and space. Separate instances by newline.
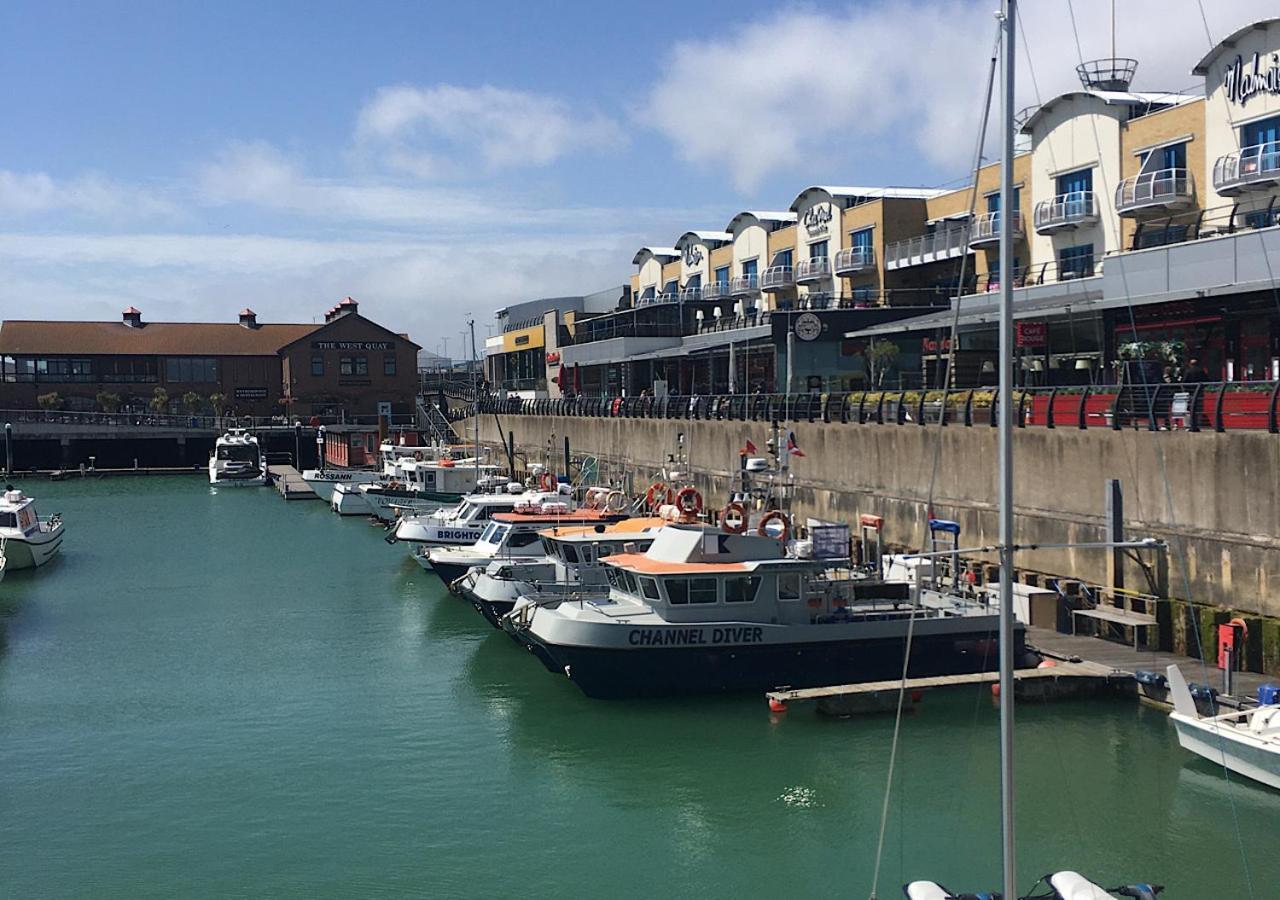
0, 320, 319, 356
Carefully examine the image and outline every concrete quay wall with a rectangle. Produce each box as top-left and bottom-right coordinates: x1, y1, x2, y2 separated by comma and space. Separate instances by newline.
475, 413, 1280, 622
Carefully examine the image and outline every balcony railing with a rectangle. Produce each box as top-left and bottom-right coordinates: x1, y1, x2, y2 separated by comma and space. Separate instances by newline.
655, 290, 679, 304
795, 256, 833, 282
702, 282, 730, 302
679, 285, 703, 302
969, 210, 1024, 247
730, 274, 760, 296
1115, 168, 1195, 216
761, 265, 794, 291
833, 245, 875, 274
884, 225, 970, 270
1213, 142, 1280, 195
1033, 191, 1098, 233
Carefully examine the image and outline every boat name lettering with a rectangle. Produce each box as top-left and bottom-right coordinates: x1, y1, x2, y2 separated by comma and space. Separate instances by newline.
627, 626, 763, 646
310, 340, 395, 351
437, 530, 476, 540
1224, 53, 1280, 106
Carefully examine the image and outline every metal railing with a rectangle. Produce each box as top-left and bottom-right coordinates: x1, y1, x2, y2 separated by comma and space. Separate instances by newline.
795, 256, 833, 282
1213, 142, 1280, 195
730, 274, 760, 296
761, 265, 794, 291
470, 381, 1280, 434
884, 224, 971, 269
1115, 168, 1194, 216
702, 282, 731, 302
679, 286, 704, 302
0, 407, 420, 430
969, 210, 1024, 246
834, 245, 875, 274
1033, 191, 1098, 233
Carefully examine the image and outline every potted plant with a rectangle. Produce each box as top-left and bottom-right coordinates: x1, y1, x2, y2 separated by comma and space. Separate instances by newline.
37, 391, 62, 411
96, 391, 121, 413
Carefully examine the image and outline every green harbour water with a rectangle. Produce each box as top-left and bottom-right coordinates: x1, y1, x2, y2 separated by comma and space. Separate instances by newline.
1, 476, 1276, 898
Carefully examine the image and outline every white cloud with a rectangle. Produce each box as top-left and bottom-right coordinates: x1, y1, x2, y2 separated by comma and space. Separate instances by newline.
355, 83, 624, 176
0, 170, 178, 219
641, 0, 1247, 191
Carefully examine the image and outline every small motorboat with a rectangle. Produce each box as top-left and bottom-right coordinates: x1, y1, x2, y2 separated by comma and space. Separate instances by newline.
0, 487, 66, 570
209, 428, 268, 486
1167, 664, 1280, 791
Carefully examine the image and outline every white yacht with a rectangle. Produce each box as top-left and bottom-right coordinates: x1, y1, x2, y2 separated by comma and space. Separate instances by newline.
390, 483, 570, 551
1167, 665, 1280, 791
305, 439, 456, 502
0, 487, 66, 569
208, 429, 268, 486
358, 459, 506, 523
423, 506, 630, 588
502, 515, 1016, 699
457, 515, 664, 627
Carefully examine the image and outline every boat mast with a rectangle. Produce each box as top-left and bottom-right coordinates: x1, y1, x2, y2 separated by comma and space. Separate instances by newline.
468, 316, 480, 486
997, 2, 1017, 898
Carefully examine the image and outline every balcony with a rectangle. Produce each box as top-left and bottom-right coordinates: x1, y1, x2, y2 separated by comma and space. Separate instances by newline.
761, 265, 794, 292
969, 210, 1024, 248
679, 285, 704, 302
702, 282, 730, 302
1033, 191, 1099, 234
654, 290, 679, 304
833, 245, 875, 274
730, 274, 760, 297
884, 224, 970, 270
1213, 143, 1280, 195
1114, 168, 1195, 217
795, 256, 833, 283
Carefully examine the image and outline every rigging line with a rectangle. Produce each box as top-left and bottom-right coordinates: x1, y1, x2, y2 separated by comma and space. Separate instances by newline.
1066, 1, 1257, 893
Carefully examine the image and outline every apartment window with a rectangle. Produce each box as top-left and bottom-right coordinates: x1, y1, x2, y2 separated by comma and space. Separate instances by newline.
1242, 114, 1280, 150
685, 273, 702, 289
663, 279, 678, 296
339, 355, 368, 376
311, 355, 324, 377
1056, 168, 1093, 197
986, 187, 1021, 212
383, 354, 396, 376
809, 240, 828, 259
1136, 225, 1189, 249
742, 259, 758, 278
771, 249, 793, 268
850, 228, 874, 250
1058, 244, 1095, 279
37, 358, 94, 382
165, 357, 218, 383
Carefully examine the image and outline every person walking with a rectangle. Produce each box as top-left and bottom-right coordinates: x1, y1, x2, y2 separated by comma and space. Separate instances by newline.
1182, 357, 1209, 384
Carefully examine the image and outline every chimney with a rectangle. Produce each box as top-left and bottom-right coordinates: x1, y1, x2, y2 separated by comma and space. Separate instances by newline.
238, 308, 259, 328
122, 306, 143, 328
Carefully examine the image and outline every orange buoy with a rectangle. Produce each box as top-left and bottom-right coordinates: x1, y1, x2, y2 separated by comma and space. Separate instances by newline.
1037, 659, 1058, 668
768, 698, 788, 713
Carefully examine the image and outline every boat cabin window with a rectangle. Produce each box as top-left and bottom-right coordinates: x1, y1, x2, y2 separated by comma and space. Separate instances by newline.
724, 576, 762, 603
579, 544, 595, 564
778, 573, 801, 601
508, 531, 540, 549
457, 502, 476, 519
563, 544, 579, 564
217, 445, 258, 462
665, 577, 718, 604
0, 511, 16, 528
638, 576, 661, 600
622, 570, 641, 596
479, 522, 503, 543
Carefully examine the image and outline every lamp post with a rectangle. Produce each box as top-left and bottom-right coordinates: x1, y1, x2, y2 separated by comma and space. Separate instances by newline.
4, 422, 11, 478
316, 424, 326, 472
293, 420, 302, 469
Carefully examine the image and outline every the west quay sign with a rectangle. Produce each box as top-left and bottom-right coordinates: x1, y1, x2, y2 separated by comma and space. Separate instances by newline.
803, 204, 832, 236
311, 340, 395, 351
1223, 53, 1280, 106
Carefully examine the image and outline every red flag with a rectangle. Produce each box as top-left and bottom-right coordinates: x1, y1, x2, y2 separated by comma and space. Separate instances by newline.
785, 429, 805, 457
743, 438, 758, 456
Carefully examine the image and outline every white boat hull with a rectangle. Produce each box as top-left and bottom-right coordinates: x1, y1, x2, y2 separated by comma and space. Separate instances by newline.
301, 469, 379, 502
331, 483, 373, 515
1171, 713, 1280, 790
3, 526, 65, 570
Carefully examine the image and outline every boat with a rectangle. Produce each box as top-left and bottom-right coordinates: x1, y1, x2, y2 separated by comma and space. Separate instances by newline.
390, 478, 573, 551
0, 487, 66, 569
301, 468, 380, 503
0, 537, 6, 582
358, 458, 507, 523
423, 504, 631, 588
208, 428, 268, 486
903, 4, 1161, 897
305, 438, 461, 501
457, 515, 664, 627
501, 506, 1016, 700
1166, 665, 1280, 791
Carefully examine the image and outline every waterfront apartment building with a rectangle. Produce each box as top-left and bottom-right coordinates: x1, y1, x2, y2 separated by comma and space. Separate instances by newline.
0, 298, 421, 419
483, 17, 1280, 395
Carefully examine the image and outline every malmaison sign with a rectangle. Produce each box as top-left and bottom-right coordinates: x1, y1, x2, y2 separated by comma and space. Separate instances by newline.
311, 340, 395, 351
1223, 53, 1280, 106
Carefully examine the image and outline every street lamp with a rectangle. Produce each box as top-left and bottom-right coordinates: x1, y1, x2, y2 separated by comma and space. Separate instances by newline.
293, 420, 302, 470
316, 424, 326, 472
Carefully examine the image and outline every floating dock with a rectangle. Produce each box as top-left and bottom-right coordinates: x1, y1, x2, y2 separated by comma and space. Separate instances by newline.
268, 465, 318, 501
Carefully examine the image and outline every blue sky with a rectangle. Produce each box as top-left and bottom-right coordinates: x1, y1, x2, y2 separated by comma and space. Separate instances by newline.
0, 1, 1245, 350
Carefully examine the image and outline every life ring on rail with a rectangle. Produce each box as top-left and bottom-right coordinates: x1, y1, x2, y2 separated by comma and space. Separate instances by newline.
605, 490, 627, 513
439, 458, 454, 467
645, 481, 668, 510
758, 510, 791, 542
538, 472, 557, 492
413, 450, 425, 461
720, 502, 748, 534
675, 487, 703, 515
611, 398, 623, 416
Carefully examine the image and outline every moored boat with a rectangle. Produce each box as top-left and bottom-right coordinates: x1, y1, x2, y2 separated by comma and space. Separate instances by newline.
0, 487, 66, 570
1167, 665, 1280, 791
208, 428, 268, 486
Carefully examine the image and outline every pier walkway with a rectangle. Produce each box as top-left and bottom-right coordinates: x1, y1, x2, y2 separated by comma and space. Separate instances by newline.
268, 465, 318, 501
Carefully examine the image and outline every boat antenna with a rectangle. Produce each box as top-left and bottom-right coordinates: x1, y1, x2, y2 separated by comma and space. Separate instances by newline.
996, 3, 1018, 898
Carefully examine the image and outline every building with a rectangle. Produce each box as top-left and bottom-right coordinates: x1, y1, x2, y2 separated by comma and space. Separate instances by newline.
0, 298, 421, 419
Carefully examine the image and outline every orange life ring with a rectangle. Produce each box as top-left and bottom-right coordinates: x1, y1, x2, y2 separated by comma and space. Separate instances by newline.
413, 450, 425, 461
439, 458, 454, 467
611, 398, 623, 415
645, 481, 667, 510
758, 510, 790, 542
539, 472, 557, 492
720, 502, 748, 534
675, 487, 703, 515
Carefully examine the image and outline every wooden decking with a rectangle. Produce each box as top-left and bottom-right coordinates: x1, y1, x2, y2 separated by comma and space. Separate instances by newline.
267, 465, 318, 501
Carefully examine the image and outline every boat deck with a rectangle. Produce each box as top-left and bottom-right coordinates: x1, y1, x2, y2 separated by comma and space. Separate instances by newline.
268, 465, 319, 501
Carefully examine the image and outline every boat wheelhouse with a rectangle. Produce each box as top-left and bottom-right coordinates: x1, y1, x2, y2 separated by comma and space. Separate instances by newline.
503, 522, 1017, 699
423, 506, 631, 587
208, 429, 268, 486
0, 487, 66, 570
458, 516, 665, 627
358, 459, 506, 522
306, 440, 461, 502
391, 484, 568, 550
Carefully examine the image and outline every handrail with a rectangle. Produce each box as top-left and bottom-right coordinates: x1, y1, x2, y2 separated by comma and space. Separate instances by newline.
1032, 191, 1098, 231
1213, 141, 1280, 193
833, 245, 875, 273
1115, 167, 1194, 212
702, 282, 731, 302
970, 210, 1024, 244
730, 274, 759, 295
884, 223, 970, 268
761, 265, 794, 290
795, 256, 833, 281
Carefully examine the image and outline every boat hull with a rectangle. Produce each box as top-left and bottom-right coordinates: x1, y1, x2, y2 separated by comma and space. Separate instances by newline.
1171, 713, 1280, 791
3, 528, 65, 570
361, 490, 460, 523
331, 484, 373, 515
429, 559, 476, 588
509, 624, 1019, 700
301, 470, 378, 502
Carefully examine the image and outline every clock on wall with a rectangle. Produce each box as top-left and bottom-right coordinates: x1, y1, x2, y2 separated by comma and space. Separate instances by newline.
794, 312, 823, 341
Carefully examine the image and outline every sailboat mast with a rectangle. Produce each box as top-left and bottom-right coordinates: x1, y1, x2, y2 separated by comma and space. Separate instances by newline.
997, 2, 1017, 899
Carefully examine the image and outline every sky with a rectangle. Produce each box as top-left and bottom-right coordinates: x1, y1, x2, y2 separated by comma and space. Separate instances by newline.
0, 0, 1249, 356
